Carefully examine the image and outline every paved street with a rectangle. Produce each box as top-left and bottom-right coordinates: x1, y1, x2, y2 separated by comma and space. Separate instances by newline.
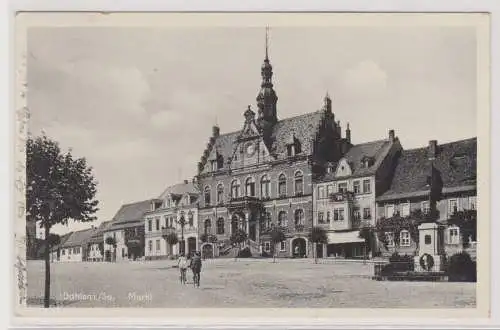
27, 259, 475, 308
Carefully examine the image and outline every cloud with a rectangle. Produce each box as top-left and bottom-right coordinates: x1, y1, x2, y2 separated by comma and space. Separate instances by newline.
343, 60, 388, 98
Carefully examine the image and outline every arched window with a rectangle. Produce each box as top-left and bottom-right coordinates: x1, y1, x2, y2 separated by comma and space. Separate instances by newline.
294, 209, 304, 226
278, 211, 288, 227
294, 171, 304, 196
188, 211, 194, 227
400, 230, 411, 247
231, 180, 241, 199
217, 184, 224, 204
204, 219, 212, 235
245, 177, 256, 197
216, 218, 225, 235
278, 174, 287, 197
261, 175, 270, 199
204, 186, 211, 206
231, 215, 239, 234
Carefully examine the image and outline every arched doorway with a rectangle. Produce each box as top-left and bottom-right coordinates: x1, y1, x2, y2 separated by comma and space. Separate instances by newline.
291, 238, 307, 258
202, 243, 214, 259
187, 237, 197, 256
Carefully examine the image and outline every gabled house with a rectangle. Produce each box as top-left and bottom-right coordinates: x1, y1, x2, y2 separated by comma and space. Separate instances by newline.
56, 228, 99, 262
313, 129, 402, 259
376, 137, 477, 258
144, 180, 200, 260
49, 232, 73, 262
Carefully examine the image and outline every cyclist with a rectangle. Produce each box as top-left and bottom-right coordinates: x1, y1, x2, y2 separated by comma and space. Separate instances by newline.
177, 253, 188, 285
190, 251, 202, 287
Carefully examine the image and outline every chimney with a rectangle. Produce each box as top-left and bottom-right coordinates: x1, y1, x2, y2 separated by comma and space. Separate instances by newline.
212, 125, 220, 138
428, 140, 438, 159
346, 122, 351, 143
388, 129, 395, 142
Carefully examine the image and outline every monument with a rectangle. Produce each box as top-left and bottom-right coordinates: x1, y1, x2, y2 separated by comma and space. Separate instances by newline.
414, 222, 445, 272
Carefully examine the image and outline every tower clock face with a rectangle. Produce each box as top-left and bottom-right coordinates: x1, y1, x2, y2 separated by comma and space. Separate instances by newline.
246, 142, 256, 156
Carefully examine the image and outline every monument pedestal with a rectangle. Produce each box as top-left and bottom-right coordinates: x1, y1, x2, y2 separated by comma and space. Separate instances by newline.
414, 254, 445, 272
415, 222, 445, 273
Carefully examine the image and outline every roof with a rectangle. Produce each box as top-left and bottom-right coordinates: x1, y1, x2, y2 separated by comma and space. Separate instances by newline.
110, 199, 154, 225
88, 221, 112, 244
201, 111, 326, 174
378, 137, 476, 201
61, 228, 98, 248
158, 181, 199, 200
318, 139, 393, 182
50, 232, 73, 252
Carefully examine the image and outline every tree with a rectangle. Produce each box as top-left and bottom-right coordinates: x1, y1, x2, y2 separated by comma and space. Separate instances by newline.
164, 232, 179, 256
309, 226, 328, 263
105, 236, 117, 261
229, 229, 247, 261
269, 226, 286, 263
27, 135, 98, 308
375, 211, 426, 252
358, 226, 375, 260
448, 209, 477, 248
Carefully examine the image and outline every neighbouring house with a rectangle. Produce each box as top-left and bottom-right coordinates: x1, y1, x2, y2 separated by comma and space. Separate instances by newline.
56, 228, 98, 262
103, 200, 153, 262
87, 221, 112, 262
194, 45, 352, 258
375, 138, 477, 259
50, 232, 73, 262
144, 181, 200, 260
313, 129, 402, 259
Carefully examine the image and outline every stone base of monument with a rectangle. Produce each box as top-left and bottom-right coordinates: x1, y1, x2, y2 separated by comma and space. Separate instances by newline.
414, 254, 445, 273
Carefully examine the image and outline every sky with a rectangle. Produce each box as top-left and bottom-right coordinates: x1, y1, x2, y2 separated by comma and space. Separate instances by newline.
27, 26, 477, 235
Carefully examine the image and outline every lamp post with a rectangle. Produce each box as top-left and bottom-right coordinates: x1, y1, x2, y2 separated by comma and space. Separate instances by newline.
178, 211, 186, 255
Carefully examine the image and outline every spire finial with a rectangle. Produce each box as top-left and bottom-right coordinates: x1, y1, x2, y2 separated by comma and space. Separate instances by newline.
265, 26, 269, 60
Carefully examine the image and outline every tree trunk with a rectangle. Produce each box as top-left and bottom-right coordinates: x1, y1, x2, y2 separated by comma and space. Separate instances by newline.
273, 243, 276, 263
44, 224, 51, 308
314, 242, 317, 264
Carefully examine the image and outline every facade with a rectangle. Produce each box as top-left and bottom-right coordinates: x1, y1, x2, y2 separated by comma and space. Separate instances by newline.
54, 228, 97, 263
87, 221, 112, 262
103, 200, 152, 262
376, 138, 477, 258
313, 130, 402, 259
195, 47, 351, 258
49, 232, 73, 262
144, 181, 200, 260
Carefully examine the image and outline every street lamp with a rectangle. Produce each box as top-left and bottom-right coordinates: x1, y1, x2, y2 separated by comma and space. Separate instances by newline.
177, 211, 186, 255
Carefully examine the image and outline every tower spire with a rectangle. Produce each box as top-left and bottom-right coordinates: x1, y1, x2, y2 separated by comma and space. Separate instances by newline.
265, 26, 269, 60
257, 26, 278, 130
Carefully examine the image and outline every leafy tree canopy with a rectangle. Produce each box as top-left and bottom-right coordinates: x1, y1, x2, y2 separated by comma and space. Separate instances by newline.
309, 226, 328, 244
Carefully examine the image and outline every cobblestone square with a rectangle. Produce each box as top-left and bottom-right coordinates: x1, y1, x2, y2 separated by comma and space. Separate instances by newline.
27, 259, 476, 308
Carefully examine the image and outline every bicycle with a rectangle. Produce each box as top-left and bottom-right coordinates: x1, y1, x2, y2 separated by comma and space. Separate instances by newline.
192, 271, 200, 288
179, 268, 187, 285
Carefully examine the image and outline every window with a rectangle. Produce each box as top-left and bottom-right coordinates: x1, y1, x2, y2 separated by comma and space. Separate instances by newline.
231, 180, 241, 199
156, 239, 161, 251
155, 217, 160, 231
401, 203, 410, 217
204, 186, 211, 205
338, 182, 348, 193
318, 186, 326, 199
148, 219, 152, 232
421, 201, 430, 214
353, 207, 361, 220
294, 171, 304, 196
278, 174, 287, 197
448, 227, 460, 244
424, 235, 432, 245
68, 248, 72, 255
318, 211, 325, 224
449, 199, 458, 214
278, 211, 287, 227
148, 240, 152, 252
386, 205, 395, 218
469, 196, 476, 210
400, 230, 410, 247
280, 241, 286, 251
188, 211, 194, 227
294, 209, 304, 226
334, 208, 345, 221
353, 181, 360, 194
245, 177, 256, 197
217, 184, 224, 203
327, 184, 334, 197
260, 175, 270, 198
385, 232, 394, 247
363, 180, 371, 193
326, 211, 331, 223
216, 218, 225, 235
363, 207, 372, 220
264, 242, 271, 252
62, 249, 65, 255
204, 219, 212, 235
264, 212, 272, 230
211, 161, 217, 172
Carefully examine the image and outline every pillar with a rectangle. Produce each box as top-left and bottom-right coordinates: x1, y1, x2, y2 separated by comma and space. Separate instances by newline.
245, 212, 250, 234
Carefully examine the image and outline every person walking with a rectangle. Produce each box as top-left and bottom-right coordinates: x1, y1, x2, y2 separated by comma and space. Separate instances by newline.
190, 251, 202, 288
178, 253, 189, 284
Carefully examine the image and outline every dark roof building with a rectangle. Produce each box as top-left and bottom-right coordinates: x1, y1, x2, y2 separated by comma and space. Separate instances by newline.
61, 228, 98, 249
106, 199, 156, 231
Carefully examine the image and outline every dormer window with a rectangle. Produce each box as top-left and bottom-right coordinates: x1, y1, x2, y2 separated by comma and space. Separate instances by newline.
286, 135, 301, 157
211, 161, 217, 172
361, 156, 374, 168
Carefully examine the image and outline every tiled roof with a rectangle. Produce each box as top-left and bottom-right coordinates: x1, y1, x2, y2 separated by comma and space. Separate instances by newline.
202, 111, 325, 173
318, 139, 393, 182
158, 181, 199, 200
61, 228, 98, 248
109, 199, 154, 225
378, 137, 476, 201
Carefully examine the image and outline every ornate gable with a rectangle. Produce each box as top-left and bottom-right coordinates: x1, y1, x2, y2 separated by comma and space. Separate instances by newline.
335, 158, 353, 177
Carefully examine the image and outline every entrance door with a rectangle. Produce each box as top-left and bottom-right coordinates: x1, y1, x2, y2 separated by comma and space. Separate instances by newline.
249, 224, 256, 241
187, 237, 197, 256
231, 215, 239, 234
316, 243, 323, 258
292, 238, 307, 258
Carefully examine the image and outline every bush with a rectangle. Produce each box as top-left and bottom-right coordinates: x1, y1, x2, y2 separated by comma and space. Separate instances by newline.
447, 252, 476, 282
381, 253, 414, 275
237, 247, 252, 258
